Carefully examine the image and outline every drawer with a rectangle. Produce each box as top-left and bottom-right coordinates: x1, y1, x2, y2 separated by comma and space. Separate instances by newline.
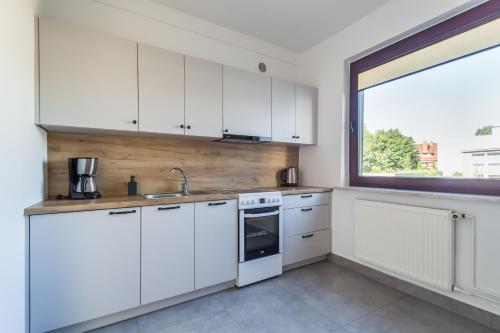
283, 229, 331, 266
284, 204, 330, 236
283, 192, 331, 209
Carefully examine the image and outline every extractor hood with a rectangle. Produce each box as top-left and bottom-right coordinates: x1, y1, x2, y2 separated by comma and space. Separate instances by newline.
215, 134, 272, 144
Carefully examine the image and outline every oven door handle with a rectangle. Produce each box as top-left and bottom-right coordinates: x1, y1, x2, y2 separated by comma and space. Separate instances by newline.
244, 211, 280, 218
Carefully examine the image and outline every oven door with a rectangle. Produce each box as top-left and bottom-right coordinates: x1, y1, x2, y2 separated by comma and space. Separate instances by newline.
239, 206, 281, 262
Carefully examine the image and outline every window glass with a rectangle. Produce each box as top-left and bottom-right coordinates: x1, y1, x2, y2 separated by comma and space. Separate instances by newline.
350, 2, 500, 195
360, 43, 500, 179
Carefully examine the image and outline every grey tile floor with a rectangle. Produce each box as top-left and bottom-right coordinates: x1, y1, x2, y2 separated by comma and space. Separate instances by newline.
90, 261, 498, 333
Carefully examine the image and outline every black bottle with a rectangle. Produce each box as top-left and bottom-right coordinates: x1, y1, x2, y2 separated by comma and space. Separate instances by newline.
128, 176, 138, 196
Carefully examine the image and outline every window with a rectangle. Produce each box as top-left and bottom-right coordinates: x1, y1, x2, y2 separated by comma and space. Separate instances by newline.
349, 1, 500, 195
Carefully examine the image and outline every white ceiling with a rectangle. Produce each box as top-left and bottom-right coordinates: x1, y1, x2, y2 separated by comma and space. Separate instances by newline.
151, 0, 390, 52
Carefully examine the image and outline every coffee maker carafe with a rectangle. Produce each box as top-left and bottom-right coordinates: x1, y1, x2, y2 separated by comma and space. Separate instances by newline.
68, 157, 101, 199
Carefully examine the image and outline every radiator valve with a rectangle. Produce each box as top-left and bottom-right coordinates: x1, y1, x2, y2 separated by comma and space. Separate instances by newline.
451, 211, 469, 221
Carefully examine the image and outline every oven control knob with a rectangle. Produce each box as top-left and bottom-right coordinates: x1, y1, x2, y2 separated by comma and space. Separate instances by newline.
272, 198, 276, 203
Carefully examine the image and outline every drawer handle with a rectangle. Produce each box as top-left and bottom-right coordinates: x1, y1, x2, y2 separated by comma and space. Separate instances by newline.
158, 206, 181, 211
301, 208, 313, 212
302, 233, 314, 239
208, 202, 227, 206
301, 195, 313, 198
109, 210, 136, 215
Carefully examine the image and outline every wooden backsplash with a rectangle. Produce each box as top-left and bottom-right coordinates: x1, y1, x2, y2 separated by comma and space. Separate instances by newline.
47, 132, 299, 198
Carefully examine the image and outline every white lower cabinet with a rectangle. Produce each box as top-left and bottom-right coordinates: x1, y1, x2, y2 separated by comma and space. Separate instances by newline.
29, 208, 141, 333
284, 229, 331, 266
29, 200, 240, 331
283, 192, 331, 266
284, 205, 330, 236
283, 192, 331, 209
141, 203, 195, 305
195, 200, 238, 289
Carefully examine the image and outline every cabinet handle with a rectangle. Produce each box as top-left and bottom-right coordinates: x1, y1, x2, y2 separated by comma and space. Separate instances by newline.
158, 206, 181, 211
296, 135, 300, 139
301, 208, 313, 212
302, 233, 314, 239
301, 195, 313, 198
109, 210, 136, 215
180, 124, 184, 129
132, 120, 137, 125
224, 129, 229, 133
186, 125, 191, 129
208, 202, 226, 206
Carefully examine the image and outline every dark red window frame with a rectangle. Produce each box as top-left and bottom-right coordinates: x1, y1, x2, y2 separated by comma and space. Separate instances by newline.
349, 1, 500, 196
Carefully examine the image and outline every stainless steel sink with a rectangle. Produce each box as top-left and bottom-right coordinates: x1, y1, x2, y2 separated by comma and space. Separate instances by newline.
143, 192, 190, 199
143, 189, 223, 199
188, 190, 213, 195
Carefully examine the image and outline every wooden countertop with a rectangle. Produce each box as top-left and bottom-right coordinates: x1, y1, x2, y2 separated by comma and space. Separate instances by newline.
25, 186, 332, 215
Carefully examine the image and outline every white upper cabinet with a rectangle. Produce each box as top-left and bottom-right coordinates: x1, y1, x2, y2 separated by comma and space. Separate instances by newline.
185, 56, 223, 138
138, 44, 185, 135
271, 81, 317, 145
223, 66, 272, 137
295, 84, 318, 145
38, 19, 318, 145
272, 79, 296, 143
39, 18, 138, 131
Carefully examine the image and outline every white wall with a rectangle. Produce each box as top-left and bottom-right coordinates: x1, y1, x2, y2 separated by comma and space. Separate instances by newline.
297, 0, 500, 314
0, 0, 46, 332
37, 0, 303, 83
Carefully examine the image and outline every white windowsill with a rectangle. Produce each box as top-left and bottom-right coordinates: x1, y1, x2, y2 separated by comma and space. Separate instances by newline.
333, 186, 500, 204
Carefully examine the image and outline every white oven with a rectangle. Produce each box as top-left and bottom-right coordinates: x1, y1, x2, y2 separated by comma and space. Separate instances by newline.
237, 192, 283, 287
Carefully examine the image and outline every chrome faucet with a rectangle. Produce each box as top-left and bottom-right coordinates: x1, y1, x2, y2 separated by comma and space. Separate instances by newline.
171, 167, 190, 195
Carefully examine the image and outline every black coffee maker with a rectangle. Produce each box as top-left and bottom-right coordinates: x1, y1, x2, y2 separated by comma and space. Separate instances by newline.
68, 157, 101, 199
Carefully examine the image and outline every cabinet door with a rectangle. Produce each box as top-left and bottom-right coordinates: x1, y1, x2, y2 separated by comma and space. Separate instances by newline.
284, 229, 331, 266
223, 66, 271, 137
283, 192, 331, 209
30, 208, 140, 333
39, 18, 138, 131
185, 56, 223, 138
272, 79, 296, 143
138, 44, 185, 135
195, 200, 238, 290
295, 84, 318, 144
141, 203, 194, 305
284, 205, 330, 237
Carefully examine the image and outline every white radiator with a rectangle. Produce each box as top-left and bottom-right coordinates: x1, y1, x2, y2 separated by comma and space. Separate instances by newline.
354, 200, 454, 291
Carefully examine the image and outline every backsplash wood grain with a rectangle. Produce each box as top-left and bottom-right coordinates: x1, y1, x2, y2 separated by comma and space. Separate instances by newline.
47, 132, 299, 198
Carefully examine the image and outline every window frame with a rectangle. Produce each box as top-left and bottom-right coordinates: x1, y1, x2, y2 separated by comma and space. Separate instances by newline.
349, 1, 500, 196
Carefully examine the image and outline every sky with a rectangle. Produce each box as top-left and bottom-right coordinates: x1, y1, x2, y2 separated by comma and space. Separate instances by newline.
363, 45, 500, 143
